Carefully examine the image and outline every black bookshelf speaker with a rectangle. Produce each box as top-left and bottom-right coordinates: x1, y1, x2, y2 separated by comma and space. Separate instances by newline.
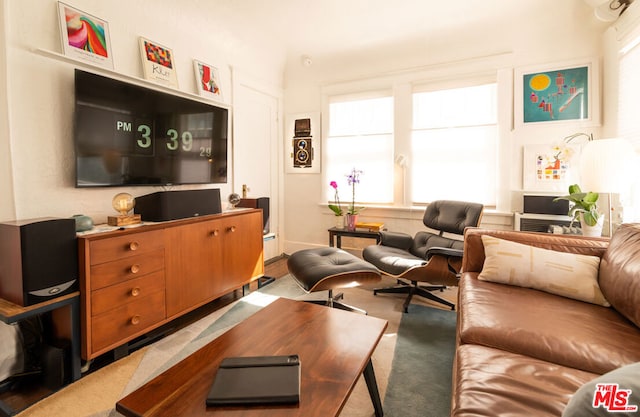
237, 197, 270, 234
0, 218, 78, 306
134, 189, 222, 222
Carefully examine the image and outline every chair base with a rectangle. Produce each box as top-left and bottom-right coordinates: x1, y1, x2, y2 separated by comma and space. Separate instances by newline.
304, 290, 367, 315
373, 280, 455, 313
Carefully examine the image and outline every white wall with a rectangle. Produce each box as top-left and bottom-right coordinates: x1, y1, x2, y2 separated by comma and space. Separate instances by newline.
0, 0, 285, 224
0, 1, 15, 222
282, 0, 608, 253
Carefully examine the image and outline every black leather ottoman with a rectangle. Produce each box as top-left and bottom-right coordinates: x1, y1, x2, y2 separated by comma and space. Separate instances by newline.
287, 247, 381, 314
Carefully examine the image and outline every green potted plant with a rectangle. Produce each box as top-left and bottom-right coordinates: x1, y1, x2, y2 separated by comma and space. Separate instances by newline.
554, 184, 603, 236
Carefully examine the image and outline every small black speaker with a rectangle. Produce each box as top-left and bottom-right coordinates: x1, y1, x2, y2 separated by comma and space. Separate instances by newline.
523, 195, 569, 215
0, 218, 78, 306
237, 197, 270, 234
134, 189, 222, 222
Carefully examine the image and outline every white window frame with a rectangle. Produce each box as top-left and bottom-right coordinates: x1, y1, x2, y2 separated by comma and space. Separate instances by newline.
411, 78, 498, 205
321, 54, 513, 213
325, 92, 395, 206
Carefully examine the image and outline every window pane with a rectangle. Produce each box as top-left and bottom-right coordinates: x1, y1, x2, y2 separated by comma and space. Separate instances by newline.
413, 84, 497, 129
326, 134, 394, 204
329, 97, 393, 136
411, 126, 497, 204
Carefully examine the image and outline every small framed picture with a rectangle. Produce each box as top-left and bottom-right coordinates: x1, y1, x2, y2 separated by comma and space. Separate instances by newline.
57, 2, 114, 69
522, 144, 581, 192
193, 60, 223, 101
139, 37, 178, 88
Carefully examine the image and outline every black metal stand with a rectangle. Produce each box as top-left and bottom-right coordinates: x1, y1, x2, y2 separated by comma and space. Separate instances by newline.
374, 280, 454, 312
0, 293, 81, 417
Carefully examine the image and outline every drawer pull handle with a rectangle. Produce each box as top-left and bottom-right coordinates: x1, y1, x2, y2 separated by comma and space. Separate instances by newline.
130, 264, 140, 274
129, 241, 140, 251
130, 287, 141, 297
130, 315, 141, 325
228, 226, 236, 233
210, 229, 219, 237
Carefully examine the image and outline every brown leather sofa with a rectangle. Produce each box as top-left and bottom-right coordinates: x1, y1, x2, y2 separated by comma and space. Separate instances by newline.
451, 225, 640, 416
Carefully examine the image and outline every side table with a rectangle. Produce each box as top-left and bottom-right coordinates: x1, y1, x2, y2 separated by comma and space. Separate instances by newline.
0, 292, 81, 416
328, 227, 383, 249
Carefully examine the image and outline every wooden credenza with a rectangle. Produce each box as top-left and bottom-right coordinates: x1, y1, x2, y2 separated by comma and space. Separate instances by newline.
77, 209, 264, 361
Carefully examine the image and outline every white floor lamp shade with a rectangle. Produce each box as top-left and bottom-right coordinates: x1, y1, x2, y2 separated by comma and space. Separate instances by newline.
579, 138, 635, 236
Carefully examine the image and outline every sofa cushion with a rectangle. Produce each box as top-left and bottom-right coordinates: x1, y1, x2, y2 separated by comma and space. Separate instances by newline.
462, 228, 609, 274
458, 273, 640, 375
599, 223, 640, 328
562, 362, 640, 416
478, 235, 609, 306
452, 344, 598, 417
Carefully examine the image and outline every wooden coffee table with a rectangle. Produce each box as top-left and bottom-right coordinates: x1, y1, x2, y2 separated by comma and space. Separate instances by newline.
116, 297, 388, 417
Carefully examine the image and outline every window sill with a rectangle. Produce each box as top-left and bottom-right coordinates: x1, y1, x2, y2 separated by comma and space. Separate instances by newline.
320, 204, 514, 228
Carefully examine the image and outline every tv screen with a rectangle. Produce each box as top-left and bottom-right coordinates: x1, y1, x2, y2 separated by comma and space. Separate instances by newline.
74, 69, 228, 187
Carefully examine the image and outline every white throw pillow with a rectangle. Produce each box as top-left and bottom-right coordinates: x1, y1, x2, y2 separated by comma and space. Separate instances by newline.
478, 235, 609, 306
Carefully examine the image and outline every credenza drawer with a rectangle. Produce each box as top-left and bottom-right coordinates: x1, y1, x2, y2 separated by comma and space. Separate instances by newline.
90, 249, 165, 290
91, 290, 165, 354
89, 230, 164, 265
91, 271, 165, 316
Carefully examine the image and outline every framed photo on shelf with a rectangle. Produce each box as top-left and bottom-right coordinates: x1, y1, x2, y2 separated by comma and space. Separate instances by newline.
193, 60, 223, 101
138, 37, 178, 88
57, 2, 113, 69
515, 58, 599, 127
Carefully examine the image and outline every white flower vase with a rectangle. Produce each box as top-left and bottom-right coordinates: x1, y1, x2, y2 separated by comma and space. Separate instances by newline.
335, 215, 345, 229
580, 213, 604, 237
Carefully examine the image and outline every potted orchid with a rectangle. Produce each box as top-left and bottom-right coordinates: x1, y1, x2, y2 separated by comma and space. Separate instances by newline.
328, 181, 345, 228
328, 168, 365, 230
345, 168, 364, 230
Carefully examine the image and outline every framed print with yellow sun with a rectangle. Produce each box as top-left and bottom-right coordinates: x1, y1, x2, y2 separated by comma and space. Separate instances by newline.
515, 59, 599, 127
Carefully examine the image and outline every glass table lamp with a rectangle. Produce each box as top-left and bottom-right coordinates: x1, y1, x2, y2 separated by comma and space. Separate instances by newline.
107, 192, 142, 226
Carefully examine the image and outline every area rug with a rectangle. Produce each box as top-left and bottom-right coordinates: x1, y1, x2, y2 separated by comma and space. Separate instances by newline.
16, 275, 457, 417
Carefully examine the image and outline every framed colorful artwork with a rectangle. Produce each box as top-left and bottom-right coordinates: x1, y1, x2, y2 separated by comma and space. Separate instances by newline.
139, 37, 178, 88
57, 2, 113, 69
515, 58, 599, 127
522, 144, 581, 192
193, 60, 223, 101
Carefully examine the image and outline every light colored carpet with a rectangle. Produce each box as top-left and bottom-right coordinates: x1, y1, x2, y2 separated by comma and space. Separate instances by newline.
16, 276, 457, 417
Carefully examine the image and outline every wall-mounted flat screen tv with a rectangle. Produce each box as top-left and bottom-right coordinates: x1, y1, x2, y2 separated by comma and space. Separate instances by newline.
74, 69, 228, 187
